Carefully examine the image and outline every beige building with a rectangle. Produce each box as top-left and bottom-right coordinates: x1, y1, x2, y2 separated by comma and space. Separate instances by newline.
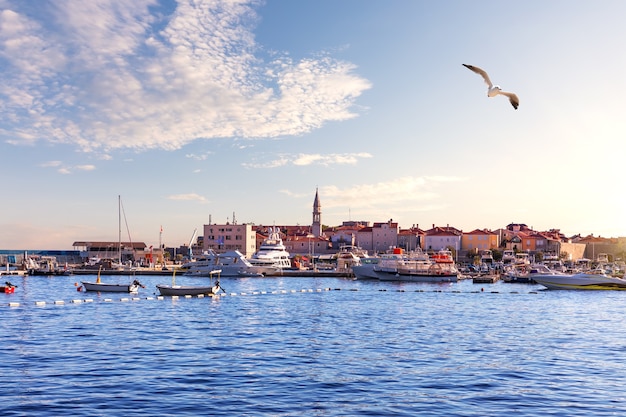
202, 223, 257, 258
354, 220, 399, 254
461, 229, 499, 252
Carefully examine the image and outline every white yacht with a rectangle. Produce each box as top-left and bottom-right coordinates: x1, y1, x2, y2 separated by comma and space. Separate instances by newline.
502, 250, 515, 264
335, 245, 369, 272
248, 227, 292, 274
182, 250, 263, 277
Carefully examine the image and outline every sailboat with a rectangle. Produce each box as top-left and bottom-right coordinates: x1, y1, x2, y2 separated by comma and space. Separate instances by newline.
80, 196, 144, 293
156, 269, 223, 296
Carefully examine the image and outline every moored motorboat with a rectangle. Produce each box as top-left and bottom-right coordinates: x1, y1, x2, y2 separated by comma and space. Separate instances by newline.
335, 245, 368, 273
533, 271, 626, 290
25, 256, 70, 276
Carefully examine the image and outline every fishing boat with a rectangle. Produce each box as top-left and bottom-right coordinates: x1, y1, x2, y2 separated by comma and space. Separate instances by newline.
156, 269, 223, 296
82, 279, 143, 293
81, 264, 144, 293
533, 270, 626, 290
1, 281, 17, 293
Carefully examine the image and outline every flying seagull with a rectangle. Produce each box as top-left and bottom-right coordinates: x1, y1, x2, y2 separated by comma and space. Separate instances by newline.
463, 64, 519, 110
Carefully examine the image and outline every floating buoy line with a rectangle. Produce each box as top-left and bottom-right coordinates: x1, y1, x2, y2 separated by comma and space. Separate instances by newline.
2, 286, 540, 309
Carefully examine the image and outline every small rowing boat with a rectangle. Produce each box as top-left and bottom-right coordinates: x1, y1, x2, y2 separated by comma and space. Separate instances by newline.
156, 269, 224, 296
1, 281, 17, 294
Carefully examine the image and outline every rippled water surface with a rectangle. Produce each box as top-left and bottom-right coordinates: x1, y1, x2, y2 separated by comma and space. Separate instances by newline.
3, 274, 626, 416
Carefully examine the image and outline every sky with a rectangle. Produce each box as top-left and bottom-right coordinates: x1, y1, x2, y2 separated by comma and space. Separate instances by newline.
1, 0, 626, 250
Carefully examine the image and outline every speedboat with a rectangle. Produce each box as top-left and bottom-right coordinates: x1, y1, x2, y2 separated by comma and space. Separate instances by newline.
533, 271, 626, 290
503, 263, 555, 284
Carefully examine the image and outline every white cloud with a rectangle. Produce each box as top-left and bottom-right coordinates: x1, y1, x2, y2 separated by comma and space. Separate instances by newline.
243, 152, 372, 168
282, 175, 468, 213
40, 160, 96, 174
0, 0, 371, 152
185, 151, 214, 161
75, 164, 96, 171
40, 160, 63, 168
166, 193, 207, 202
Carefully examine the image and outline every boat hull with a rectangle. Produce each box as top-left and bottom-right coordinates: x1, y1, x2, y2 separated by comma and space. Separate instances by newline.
1, 285, 16, 293
352, 263, 457, 282
378, 272, 458, 283
184, 266, 263, 277
352, 264, 381, 280
533, 273, 626, 290
82, 281, 139, 293
156, 284, 219, 296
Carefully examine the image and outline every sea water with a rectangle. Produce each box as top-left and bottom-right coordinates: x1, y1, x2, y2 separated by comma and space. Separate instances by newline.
2, 275, 626, 416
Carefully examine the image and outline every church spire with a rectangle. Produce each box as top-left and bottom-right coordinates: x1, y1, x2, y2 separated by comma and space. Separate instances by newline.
312, 188, 322, 237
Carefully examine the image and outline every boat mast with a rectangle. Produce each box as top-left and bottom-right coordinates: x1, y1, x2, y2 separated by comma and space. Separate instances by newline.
118, 195, 122, 265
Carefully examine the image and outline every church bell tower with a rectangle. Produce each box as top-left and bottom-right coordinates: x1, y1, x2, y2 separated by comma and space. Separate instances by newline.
312, 188, 322, 237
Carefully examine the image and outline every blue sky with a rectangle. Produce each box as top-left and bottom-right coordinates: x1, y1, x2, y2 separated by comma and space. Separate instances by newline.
2, 0, 626, 249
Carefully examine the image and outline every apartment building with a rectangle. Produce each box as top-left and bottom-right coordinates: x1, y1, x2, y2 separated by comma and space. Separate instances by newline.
202, 223, 257, 258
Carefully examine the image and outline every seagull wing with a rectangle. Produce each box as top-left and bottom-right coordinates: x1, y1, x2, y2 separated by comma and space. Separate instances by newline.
463, 64, 493, 88
499, 91, 519, 110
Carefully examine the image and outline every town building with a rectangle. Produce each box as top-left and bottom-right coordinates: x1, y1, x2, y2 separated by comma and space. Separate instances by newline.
423, 225, 462, 252
461, 229, 499, 252
202, 221, 257, 258
71, 241, 151, 264
397, 225, 425, 252
59, 193, 625, 266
